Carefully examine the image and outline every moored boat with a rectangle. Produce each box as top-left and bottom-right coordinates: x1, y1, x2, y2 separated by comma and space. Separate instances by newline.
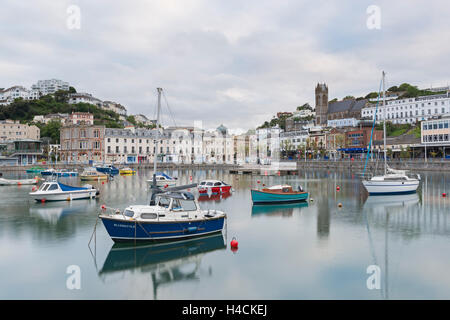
147, 172, 177, 186
119, 167, 136, 174
80, 167, 108, 181
198, 180, 232, 195
100, 191, 226, 242
251, 185, 308, 204
29, 180, 99, 202
96, 164, 119, 175
26, 166, 45, 173
0, 176, 40, 186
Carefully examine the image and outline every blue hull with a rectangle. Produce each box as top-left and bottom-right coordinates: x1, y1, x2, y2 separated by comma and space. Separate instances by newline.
251, 189, 308, 204
96, 167, 119, 175
100, 216, 225, 242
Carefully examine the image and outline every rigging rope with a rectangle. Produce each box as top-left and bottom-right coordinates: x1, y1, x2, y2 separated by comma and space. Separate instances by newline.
362, 78, 383, 178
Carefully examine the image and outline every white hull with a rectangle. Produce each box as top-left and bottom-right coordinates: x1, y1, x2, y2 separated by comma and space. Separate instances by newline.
362, 179, 419, 194
0, 178, 38, 185
30, 190, 97, 201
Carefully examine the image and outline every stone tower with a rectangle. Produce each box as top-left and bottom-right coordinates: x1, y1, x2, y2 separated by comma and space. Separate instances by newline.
315, 83, 328, 125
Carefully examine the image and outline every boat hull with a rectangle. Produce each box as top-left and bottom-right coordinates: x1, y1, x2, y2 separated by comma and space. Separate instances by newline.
0, 178, 38, 185
198, 185, 232, 195
251, 189, 309, 204
100, 215, 226, 242
362, 180, 419, 195
30, 190, 98, 201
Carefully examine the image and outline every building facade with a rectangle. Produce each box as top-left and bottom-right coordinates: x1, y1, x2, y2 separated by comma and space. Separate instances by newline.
31, 79, 69, 95
0, 120, 40, 142
60, 125, 105, 163
361, 92, 450, 124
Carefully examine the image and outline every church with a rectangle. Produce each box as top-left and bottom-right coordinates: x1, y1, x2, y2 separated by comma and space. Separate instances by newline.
315, 83, 368, 125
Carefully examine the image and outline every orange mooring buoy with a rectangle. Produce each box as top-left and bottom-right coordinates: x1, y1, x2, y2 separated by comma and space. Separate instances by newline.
338, 203, 343, 208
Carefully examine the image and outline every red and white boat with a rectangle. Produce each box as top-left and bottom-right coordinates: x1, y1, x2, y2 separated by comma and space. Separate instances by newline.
198, 180, 232, 195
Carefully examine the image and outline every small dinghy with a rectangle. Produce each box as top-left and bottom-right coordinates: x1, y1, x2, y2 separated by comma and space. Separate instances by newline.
29, 180, 99, 202
0, 176, 40, 186
251, 185, 308, 204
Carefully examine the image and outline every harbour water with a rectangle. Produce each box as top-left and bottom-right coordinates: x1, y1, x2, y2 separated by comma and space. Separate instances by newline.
1, 168, 450, 299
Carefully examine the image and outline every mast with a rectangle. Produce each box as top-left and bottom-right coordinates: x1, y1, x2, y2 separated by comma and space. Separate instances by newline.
383, 71, 387, 176
153, 88, 162, 183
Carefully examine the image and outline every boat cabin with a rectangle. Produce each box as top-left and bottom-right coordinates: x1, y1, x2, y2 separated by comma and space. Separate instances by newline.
199, 180, 229, 187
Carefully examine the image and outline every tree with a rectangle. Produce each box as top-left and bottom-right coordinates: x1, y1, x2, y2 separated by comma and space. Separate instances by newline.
69, 86, 77, 94
38, 120, 62, 144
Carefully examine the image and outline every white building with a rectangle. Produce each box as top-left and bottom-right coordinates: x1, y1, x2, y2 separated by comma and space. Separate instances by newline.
0, 120, 40, 142
102, 101, 127, 116
327, 118, 359, 128
134, 114, 156, 126
31, 79, 69, 95
68, 92, 103, 108
280, 130, 309, 152
292, 109, 315, 118
33, 113, 69, 124
255, 127, 282, 164
0, 86, 40, 105
361, 92, 450, 124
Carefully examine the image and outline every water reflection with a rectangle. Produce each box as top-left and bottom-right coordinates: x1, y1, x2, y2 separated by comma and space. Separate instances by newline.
197, 191, 232, 202
29, 200, 98, 224
98, 233, 227, 299
251, 202, 308, 217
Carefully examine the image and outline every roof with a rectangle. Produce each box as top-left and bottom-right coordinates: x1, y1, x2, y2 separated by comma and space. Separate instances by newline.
328, 99, 368, 114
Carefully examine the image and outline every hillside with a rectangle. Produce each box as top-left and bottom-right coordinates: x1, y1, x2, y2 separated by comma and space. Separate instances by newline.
0, 90, 123, 143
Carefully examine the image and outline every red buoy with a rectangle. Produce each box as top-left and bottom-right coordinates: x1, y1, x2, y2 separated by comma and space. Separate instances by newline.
41, 198, 46, 203
336, 186, 340, 191
164, 184, 168, 188
102, 181, 105, 185
101, 204, 106, 210
443, 193, 446, 197
230, 237, 238, 250
257, 180, 260, 184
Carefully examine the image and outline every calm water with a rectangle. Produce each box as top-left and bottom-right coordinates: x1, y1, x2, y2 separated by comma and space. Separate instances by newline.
1, 168, 450, 299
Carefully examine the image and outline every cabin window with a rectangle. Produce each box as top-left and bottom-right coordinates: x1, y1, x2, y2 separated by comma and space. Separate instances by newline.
47, 184, 59, 191
124, 210, 134, 218
214, 182, 221, 186
199, 182, 206, 185
171, 199, 183, 211
180, 200, 197, 211
282, 187, 290, 193
206, 182, 213, 186
39, 184, 49, 191
157, 197, 171, 208
141, 213, 157, 219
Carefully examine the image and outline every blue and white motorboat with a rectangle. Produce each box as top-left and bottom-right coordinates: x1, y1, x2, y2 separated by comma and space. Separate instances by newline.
99, 191, 226, 242
96, 164, 119, 175
147, 172, 177, 186
41, 169, 78, 177
29, 180, 99, 202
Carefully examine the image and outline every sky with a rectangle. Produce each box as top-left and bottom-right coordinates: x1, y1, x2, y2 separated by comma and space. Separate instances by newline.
1, 0, 450, 131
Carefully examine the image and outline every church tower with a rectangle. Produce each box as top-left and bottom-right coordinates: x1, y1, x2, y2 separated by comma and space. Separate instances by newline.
315, 83, 328, 125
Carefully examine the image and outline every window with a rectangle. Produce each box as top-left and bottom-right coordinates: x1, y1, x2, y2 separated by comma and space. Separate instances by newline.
141, 213, 158, 219
124, 210, 134, 218
48, 184, 59, 191
116, 146, 119, 153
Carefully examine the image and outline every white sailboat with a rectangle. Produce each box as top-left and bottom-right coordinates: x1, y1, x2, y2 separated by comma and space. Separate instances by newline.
362, 71, 420, 195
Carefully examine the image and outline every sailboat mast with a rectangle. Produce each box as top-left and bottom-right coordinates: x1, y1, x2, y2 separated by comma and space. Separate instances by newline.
154, 88, 162, 179
383, 71, 387, 176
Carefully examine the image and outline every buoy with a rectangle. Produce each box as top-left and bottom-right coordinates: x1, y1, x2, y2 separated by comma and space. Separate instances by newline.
443, 193, 446, 197
164, 184, 169, 188
17, 182, 21, 186
338, 203, 343, 208
230, 237, 238, 249
41, 198, 46, 203
32, 186, 36, 191
101, 204, 106, 210
257, 180, 260, 184
336, 186, 340, 191
310, 198, 314, 202
262, 184, 265, 187
102, 181, 105, 185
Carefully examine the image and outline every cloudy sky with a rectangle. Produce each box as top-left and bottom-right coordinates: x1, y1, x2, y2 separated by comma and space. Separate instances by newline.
1, 0, 449, 131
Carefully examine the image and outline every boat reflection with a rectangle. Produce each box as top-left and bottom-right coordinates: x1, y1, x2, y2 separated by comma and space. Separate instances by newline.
363, 193, 420, 211
29, 200, 97, 224
197, 190, 232, 202
251, 202, 308, 217
98, 233, 227, 299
